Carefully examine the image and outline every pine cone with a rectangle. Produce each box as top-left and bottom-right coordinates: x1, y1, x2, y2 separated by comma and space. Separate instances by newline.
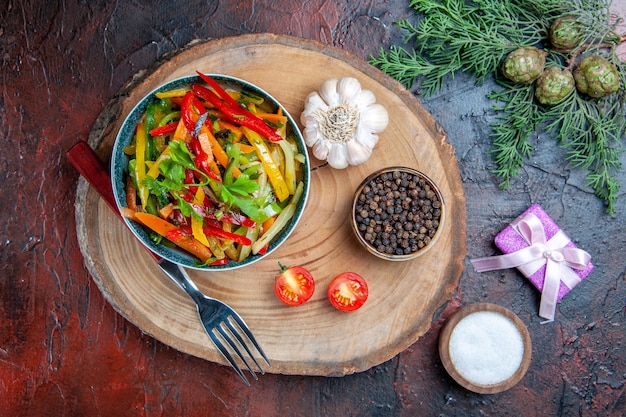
549, 15, 582, 50
573, 55, 620, 98
502, 46, 546, 84
534, 67, 575, 105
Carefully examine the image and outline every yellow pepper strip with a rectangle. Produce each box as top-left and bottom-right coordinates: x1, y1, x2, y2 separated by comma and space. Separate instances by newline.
191, 187, 211, 247
155, 88, 190, 99
145, 119, 188, 179
123, 144, 136, 155
134, 121, 150, 208
225, 90, 264, 105
242, 126, 289, 202
146, 145, 171, 179
277, 139, 297, 195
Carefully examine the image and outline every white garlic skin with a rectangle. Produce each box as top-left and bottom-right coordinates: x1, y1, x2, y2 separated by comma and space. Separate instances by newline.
300, 76, 389, 169
361, 103, 389, 133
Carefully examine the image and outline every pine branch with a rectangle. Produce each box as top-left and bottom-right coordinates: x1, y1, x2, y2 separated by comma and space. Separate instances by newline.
487, 83, 539, 188
371, 0, 626, 214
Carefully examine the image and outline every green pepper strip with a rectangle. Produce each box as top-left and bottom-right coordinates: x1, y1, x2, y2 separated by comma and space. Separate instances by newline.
144, 103, 159, 160
223, 144, 241, 187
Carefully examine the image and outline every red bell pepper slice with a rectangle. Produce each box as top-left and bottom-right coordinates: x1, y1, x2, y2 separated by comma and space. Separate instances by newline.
257, 243, 269, 255
192, 83, 284, 143
166, 227, 189, 242
181, 137, 221, 184
181, 91, 207, 134
190, 139, 210, 174
221, 212, 256, 228
149, 122, 178, 137
196, 71, 245, 111
183, 169, 199, 195
203, 226, 252, 246
203, 210, 256, 228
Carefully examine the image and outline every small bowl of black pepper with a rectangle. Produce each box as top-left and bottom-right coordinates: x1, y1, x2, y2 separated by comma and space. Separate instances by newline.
351, 166, 445, 261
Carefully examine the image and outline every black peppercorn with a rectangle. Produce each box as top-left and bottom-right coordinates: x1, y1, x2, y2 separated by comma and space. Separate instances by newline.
353, 168, 443, 258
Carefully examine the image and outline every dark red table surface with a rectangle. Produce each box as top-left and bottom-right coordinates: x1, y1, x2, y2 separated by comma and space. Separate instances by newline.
1, 1, 625, 416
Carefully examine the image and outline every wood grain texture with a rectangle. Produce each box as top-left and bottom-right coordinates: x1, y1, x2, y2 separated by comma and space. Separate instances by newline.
3, 0, 626, 415
75, 34, 466, 376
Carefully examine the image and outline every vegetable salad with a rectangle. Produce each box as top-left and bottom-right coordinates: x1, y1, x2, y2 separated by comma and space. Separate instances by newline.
122, 72, 306, 266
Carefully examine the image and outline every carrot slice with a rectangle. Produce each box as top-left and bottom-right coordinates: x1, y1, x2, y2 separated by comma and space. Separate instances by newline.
158, 203, 174, 220
217, 120, 243, 142
237, 143, 256, 154
200, 125, 241, 177
134, 212, 212, 262
255, 112, 288, 126
125, 176, 137, 211
173, 119, 192, 143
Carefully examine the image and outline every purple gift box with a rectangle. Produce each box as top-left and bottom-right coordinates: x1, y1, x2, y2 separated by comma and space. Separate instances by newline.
494, 204, 593, 302
471, 204, 593, 321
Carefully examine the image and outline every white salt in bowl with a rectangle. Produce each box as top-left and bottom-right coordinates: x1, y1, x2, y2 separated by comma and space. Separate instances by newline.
438, 303, 532, 394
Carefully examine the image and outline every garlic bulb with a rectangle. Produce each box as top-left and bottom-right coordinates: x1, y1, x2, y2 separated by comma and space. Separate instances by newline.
300, 77, 389, 169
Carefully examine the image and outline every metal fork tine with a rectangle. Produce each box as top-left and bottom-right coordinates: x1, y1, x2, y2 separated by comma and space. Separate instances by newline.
207, 330, 250, 386
230, 313, 271, 367
224, 317, 264, 375
215, 323, 259, 381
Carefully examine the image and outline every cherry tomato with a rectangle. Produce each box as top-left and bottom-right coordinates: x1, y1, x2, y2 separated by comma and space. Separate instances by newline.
274, 262, 315, 306
327, 272, 368, 312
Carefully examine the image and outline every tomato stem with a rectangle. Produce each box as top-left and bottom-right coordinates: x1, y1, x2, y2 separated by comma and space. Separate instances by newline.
277, 261, 288, 273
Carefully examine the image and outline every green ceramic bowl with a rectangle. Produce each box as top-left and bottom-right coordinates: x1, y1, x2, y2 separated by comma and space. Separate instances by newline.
111, 74, 310, 270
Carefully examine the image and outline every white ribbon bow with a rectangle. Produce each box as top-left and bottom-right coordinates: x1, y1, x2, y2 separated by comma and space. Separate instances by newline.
471, 213, 591, 322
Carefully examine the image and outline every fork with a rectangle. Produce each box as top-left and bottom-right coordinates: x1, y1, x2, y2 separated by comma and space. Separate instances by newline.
67, 140, 270, 385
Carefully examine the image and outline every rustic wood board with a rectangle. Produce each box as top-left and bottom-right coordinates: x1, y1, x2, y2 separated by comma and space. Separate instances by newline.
75, 34, 466, 376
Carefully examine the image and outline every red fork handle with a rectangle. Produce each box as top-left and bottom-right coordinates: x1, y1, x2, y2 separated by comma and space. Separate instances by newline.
67, 140, 160, 262
67, 141, 121, 218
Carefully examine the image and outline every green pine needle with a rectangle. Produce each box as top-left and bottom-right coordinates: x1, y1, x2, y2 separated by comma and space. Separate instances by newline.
371, 0, 626, 214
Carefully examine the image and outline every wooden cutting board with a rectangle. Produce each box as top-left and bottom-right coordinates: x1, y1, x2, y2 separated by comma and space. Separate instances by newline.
75, 34, 466, 376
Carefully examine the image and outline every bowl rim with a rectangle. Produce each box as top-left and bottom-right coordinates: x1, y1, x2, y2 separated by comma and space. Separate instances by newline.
438, 302, 533, 394
351, 166, 445, 261
110, 74, 310, 271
